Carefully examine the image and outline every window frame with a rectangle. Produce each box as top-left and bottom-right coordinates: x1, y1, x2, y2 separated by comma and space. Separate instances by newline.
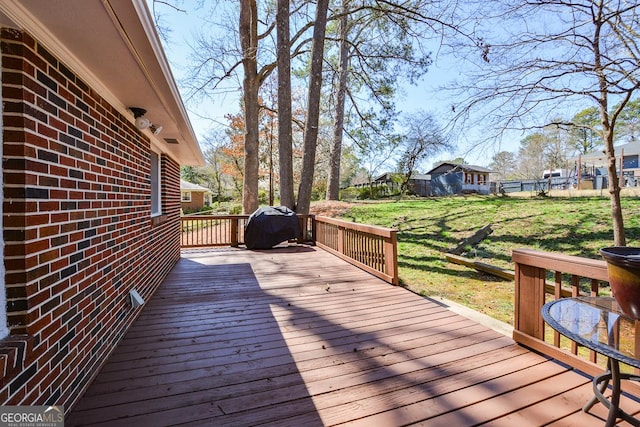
150, 150, 162, 217
181, 191, 192, 203
465, 172, 473, 184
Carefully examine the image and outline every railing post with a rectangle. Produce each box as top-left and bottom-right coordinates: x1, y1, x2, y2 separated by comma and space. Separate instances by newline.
231, 218, 239, 247
296, 216, 304, 243
337, 225, 345, 254
385, 230, 399, 285
297, 215, 315, 243
513, 261, 547, 340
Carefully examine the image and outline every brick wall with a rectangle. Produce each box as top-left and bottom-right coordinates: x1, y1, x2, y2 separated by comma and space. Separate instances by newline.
0, 28, 182, 410
181, 191, 206, 212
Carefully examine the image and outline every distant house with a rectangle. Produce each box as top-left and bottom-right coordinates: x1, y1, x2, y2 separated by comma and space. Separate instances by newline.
426, 163, 493, 196
372, 173, 402, 194
406, 173, 431, 197
181, 180, 213, 212
571, 140, 640, 187
0, 0, 203, 411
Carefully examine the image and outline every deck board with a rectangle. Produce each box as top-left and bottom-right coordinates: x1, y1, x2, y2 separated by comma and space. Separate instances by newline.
68, 246, 640, 426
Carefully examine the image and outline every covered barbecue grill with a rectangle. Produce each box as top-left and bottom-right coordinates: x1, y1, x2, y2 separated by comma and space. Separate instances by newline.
244, 206, 301, 249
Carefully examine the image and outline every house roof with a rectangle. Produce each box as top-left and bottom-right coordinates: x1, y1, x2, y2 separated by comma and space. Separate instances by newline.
373, 172, 397, 182
410, 173, 431, 181
0, 0, 204, 167
180, 180, 211, 193
425, 162, 493, 175
570, 141, 640, 166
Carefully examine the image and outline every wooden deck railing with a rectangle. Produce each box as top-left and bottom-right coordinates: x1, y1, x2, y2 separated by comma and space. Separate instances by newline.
512, 248, 640, 384
181, 215, 247, 247
180, 214, 399, 285
314, 216, 398, 285
180, 214, 314, 248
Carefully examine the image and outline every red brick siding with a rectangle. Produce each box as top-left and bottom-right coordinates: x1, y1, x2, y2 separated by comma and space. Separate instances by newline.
181, 191, 206, 211
0, 28, 181, 410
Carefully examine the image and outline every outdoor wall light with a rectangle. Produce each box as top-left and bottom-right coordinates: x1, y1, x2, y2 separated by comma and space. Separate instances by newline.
129, 107, 152, 131
150, 124, 163, 136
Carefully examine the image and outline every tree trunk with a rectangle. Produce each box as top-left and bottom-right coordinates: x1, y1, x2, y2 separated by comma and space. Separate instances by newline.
240, 0, 260, 214
296, 0, 330, 214
276, 0, 295, 209
592, 5, 626, 246
326, 0, 350, 201
603, 124, 625, 246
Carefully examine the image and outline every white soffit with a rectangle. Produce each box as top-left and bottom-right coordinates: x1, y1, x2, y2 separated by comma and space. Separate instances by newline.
0, 0, 204, 166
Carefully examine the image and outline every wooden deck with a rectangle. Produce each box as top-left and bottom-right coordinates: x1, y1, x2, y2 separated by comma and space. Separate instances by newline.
68, 246, 640, 426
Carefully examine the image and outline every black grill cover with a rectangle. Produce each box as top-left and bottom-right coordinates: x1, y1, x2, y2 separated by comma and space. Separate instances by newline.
244, 206, 300, 249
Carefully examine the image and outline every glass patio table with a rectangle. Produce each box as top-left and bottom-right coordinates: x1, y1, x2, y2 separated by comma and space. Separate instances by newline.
542, 296, 640, 427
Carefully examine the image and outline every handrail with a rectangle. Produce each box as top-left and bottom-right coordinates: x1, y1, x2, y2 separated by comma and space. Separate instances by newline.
313, 215, 397, 238
513, 248, 608, 280
179, 214, 399, 285
511, 248, 640, 385
314, 216, 399, 285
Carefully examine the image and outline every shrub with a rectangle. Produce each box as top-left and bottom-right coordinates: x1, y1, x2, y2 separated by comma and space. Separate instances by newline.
357, 185, 389, 200
339, 187, 358, 200
312, 181, 327, 201
258, 190, 269, 205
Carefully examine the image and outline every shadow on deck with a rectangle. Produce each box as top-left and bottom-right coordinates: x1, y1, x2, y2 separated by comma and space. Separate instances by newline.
68, 246, 640, 426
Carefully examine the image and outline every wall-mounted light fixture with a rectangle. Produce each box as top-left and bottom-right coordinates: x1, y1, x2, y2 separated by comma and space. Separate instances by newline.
129, 107, 151, 130
150, 125, 163, 136
129, 107, 162, 135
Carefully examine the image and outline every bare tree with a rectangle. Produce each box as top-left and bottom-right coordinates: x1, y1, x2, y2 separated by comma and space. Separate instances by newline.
353, 130, 402, 196
184, 1, 279, 213
200, 130, 230, 201
450, 0, 640, 246
517, 133, 549, 180
542, 121, 570, 172
150, 0, 186, 43
396, 111, 449, 197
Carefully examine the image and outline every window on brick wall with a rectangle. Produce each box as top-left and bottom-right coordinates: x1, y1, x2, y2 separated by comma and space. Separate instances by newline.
181, 192, 191, 202
150, 150, 162, 216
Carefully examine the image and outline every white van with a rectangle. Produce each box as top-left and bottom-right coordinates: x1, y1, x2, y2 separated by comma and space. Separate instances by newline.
542, 169, 564, 179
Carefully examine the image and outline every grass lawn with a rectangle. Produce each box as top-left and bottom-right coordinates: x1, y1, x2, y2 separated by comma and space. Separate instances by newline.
336, 192, 640, 325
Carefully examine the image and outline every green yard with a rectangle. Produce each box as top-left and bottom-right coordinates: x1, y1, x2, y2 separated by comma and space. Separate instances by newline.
332, 193, 640, 325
